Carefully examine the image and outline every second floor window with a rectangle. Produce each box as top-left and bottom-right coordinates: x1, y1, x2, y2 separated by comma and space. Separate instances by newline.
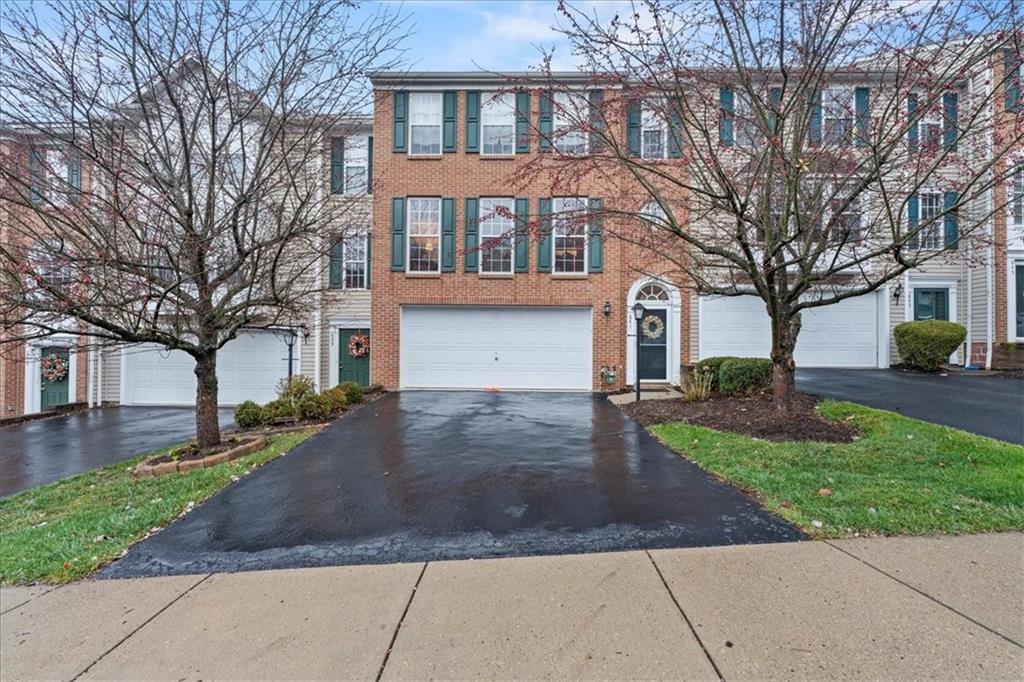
345, 136, 369, 194
641, 100, 667, 160
828, 183, 864, 243
343, 235, 367, 288
552, 197, 587, 274
409, 93, 443, 155
553, 92, 587, 155
911, 92, 942, 152
30, 148, 81, 207
823, 87, 854, 145
917, 192, 943, 250
407, 197, 441, 272
733, 92, 762, 148
1011, 166, 1023, 230
479, 198, 514, 273
481, 92, 515, 155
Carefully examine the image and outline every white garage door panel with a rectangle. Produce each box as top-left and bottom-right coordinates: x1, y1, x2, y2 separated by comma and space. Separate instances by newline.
699, 294, 880, 368
123, 332, 290, 406
401, 306, 592, 390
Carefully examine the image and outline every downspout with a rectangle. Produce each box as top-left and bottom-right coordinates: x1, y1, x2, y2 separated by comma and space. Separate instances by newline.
985, 63, 995, 369
313, 141, 325, 391
965, 73, 975, 366
97, 346, 103, 406
87, 344, 95, 407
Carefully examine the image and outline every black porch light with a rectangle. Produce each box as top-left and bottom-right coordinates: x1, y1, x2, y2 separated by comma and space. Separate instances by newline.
603, 301, 612, 318
631, 302, 646, 403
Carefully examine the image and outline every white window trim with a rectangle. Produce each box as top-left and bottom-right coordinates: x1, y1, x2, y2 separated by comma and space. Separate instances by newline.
553, 91, 589, 156
552, 197, 589, 275
344, 136, 369, 195
478, 197, 515, 274
1007, 160, 1024, 239
1008, 257, 1024, 342
328, 319, 371, 388
911, 90, 943, 150
23, 335, 78, 415
903, 275, 961, 363
480, 92, 516, 157
341, 234, 369, 289
406, 197, 442, 274
408, 93, 443, 157
822, 86, 854, 144
640, 99, 668, 161
914, 189, 945, 251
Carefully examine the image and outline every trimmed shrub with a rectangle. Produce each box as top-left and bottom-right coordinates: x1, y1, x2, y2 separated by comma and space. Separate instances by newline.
337, 380, 364, 404
233, 400, 264, 429
694, 356, 738, 389
894, 320, 966, 371
263, 397, 295, 421
322, 386, 349, 413
296, 394, 332, 422
276, 375, 315, 406
718, 358, 773, 396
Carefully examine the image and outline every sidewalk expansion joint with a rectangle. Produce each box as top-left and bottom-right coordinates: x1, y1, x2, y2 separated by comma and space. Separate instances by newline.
71, 573, 213, 681
1, 585, 59, 616
824, 541, 1023, 649
645, 550, 725, 681
376, 561, 429, 682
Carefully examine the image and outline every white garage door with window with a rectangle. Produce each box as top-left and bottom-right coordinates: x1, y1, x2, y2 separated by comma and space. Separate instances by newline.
122, 331, 293, 406
400, 306, 592, 390
699, 293, 885, 368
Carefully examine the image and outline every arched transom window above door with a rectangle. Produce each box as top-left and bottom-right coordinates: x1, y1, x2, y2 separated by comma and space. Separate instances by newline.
637, 283, 669, 302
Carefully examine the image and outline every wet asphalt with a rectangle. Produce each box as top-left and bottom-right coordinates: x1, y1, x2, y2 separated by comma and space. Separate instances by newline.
102, 392, 803, 578
796, 368, 1024, 445
0, 407, 234, 497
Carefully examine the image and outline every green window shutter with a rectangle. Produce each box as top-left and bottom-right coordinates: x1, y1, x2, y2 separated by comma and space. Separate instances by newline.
943, 92, 958, 152
329, 238, 343, 288
514, 197, 529, 273
392, 92, 408, 152
537, 197, 552, 272
441, 197, 455, 271
366, 136, 373, 195
588, 89, 604, 153
515, 92, 531, 153
668, 97, 683, 158
365, 235, 371, 288
442, 91, 457, 153
769, 87, 782, 135
587, 198, 603, 273
539, 91, 553, 152
1006, 49, 1021, 112
907, 195, 919, 250
719, 88, 734, 146
907, 93, 919, 151
391, 197, 406, 270
943, 191, 959, 250
626, 98, 642, 156
330, 137, 344, 193
29, 148, 44, 204
67, 153, 82, 200
855, 87, 870, 147
808, 90, 822, 146
464, 198, 479, 271
465, 91, 481, 153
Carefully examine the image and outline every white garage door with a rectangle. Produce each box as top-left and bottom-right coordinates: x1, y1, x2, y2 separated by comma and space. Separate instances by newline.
122, 331, 292, 406
699, 294, 882, 368
400, 306, 592, 390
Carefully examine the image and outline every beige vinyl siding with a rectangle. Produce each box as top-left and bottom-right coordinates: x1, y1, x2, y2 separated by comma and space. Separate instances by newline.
890, 258, 968, 364
100, 345, 121, 404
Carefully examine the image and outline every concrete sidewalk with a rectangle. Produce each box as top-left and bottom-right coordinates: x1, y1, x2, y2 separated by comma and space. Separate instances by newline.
2, 534, 1021, 681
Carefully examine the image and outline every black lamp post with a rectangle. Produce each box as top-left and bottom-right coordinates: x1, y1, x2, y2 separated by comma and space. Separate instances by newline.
632, 302, 646, 403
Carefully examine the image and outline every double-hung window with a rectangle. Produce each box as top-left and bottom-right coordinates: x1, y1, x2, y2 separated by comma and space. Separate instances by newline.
829, 182, 864, 243
641, 100, 667, 160
1010, 166, 1024, 233
481, 93, 515, 156
552, 197, 587, 274
343, 235, 368, 288
733, 92, 762, 148
345, 136, 369, 194
479, 198, 514, 273
407, 197, 441, 272
553, 92, 587, 155
912, 92, 942, 152
823, 87, 854, 145
409, 93, 443, 155
917, 192, 943, 249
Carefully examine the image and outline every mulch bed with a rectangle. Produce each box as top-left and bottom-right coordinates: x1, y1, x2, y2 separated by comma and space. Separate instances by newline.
150, 436, 251, 464
622, 391, 859, 443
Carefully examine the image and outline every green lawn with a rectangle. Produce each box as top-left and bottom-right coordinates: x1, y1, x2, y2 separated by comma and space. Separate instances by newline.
651, 401, 1024, 538
0, 431, 314, 585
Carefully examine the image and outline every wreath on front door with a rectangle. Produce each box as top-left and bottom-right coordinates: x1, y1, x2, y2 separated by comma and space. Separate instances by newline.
40, 353, 68, 382
348, 333, 369, 358
640, 315, 665, 340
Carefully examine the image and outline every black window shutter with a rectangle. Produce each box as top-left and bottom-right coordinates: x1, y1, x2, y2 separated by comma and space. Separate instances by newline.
515, 92, 531, 153
443, 91, 457, 152
329, 238, 343, 288
514, 197, 529, 272
441, 197, 455, 271
391, 198, 406, 270
465, 91, 480, 153
393, 92, 407, 152
330, 137, 344, 193
464, 198, 479, 271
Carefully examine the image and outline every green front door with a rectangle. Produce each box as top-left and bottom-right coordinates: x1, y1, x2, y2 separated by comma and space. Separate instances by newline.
40, 347, 69, 409
338, 328, 370, 387
638, 309, 668, 381
914, 288, 949, 321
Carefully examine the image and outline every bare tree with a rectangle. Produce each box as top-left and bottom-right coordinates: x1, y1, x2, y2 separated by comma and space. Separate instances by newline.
0, 0, 405, 448
517, 0, 1021, 412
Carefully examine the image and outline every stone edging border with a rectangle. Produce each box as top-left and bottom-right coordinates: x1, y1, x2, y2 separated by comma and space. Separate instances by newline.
135, 436, 268, 478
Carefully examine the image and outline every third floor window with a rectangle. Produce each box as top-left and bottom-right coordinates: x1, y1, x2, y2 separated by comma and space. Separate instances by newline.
481, 92, 515, 156
409, 93, 443, 155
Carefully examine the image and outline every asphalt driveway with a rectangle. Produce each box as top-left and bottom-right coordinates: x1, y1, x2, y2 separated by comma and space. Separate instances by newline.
797, 368, 1024, 444
0, 407, 233, 497
102, 392, 803, 578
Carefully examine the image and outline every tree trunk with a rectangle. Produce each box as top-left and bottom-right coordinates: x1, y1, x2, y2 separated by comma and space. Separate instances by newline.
770, 311, 801, 414
194, 350, 221, 451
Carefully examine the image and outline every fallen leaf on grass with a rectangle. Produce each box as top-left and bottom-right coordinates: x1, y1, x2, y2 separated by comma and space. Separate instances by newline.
817, 488, 832, 497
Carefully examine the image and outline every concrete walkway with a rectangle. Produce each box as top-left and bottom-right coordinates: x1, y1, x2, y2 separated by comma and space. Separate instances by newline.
2, 534, 1021, 680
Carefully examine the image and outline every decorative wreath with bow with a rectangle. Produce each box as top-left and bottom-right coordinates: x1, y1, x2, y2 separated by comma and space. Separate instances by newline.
640, 315, 665, 340
40, 353, 68, 382
348, 333, 370, 358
